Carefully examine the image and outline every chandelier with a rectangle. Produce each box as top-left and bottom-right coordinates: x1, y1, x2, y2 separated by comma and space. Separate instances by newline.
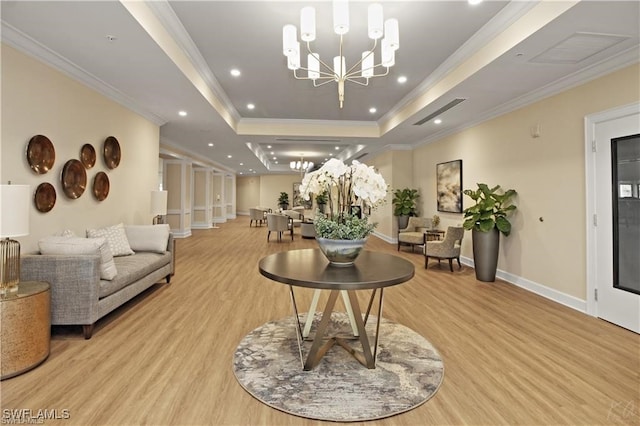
282, 0, 399, 108
290, 156, 314, 175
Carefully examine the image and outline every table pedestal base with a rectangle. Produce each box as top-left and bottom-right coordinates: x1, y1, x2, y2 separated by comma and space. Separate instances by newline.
290, 287, 383, 370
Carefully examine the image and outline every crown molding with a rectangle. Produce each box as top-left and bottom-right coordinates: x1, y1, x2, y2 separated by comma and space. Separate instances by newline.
381, 1, 539, 125
410, 46, 640, 149
160, 137, 235, 174
145, 0, 240, 124
1, 21, 166, 126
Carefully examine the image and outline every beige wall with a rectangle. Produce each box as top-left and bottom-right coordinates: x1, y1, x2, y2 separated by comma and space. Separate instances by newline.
1, 45, 160, 253
259, 174, 302, 211
399, 63, 640, 300
237, 175, 261, 213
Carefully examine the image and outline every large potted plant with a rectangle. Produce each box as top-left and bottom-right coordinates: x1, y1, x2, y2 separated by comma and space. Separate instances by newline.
300, 159, 387, 266
392, 188, 419, 229
462, 183, 517, 282
277, 192, 289, 210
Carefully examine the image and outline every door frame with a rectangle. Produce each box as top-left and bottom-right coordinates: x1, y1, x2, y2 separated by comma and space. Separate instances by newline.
584, 101, 640, 317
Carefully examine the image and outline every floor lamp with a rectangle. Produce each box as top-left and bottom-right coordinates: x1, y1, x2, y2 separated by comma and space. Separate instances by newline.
150, 190, 168, 225
0, 184, 30, 295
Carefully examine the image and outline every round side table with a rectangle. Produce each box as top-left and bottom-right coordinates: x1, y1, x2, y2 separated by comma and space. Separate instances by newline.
1, 281, 51, 380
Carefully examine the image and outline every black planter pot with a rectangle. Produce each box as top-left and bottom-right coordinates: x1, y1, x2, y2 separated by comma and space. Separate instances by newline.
472, 228, 500, 282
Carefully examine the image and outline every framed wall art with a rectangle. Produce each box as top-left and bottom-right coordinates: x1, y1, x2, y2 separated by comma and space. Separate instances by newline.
292, 182, 312, 209
436, 159, 463, 213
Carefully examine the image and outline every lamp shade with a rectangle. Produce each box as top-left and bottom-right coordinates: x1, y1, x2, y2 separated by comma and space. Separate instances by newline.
0, 184, 30, 238
150, 190, 168, 216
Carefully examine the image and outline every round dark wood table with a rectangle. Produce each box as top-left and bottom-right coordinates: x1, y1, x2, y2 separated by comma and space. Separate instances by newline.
259, 249, 415, 370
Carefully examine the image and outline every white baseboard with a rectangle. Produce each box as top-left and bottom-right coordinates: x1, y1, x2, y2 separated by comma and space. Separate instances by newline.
191, 224, 213, 230
171, 230, 192, 239
460, 256, 587, 313
373, 231, 396, 245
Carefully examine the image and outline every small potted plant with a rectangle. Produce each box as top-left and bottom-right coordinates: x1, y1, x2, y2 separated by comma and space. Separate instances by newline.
315, 190, 328, 214
432, 214, 440, 229
277, 192, 289, 210
462, 183, 517, 282
392, 188, 419, 229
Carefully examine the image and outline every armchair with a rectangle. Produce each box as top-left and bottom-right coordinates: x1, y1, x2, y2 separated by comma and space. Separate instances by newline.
397, 217, 433, 252
282, 209, 304, 227
266, 213, 293, 242
249, 208, 267, 227
424, 226, 465, 271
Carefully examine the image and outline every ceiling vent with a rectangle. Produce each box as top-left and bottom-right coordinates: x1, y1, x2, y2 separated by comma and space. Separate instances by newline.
414, 98, 466, 126
530, 32, 630, 64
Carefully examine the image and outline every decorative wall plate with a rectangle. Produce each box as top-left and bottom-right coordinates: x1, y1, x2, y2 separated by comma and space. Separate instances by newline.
26, 134, 55, 174
34, 182, 56, 213
80, 144, 96, 169
93, 172, 110, 201
103, 136, 121, 169
61, 159, 87, 199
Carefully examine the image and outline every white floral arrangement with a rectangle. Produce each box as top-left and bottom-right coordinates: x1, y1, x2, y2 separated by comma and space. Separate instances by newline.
299, 159, 388, 239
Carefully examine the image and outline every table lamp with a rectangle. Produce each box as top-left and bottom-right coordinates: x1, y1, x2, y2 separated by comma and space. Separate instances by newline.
150, 190, 168, 225
0, 183, 30, 295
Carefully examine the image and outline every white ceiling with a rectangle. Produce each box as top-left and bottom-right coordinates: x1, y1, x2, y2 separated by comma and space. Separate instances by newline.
2, 1, 639, 176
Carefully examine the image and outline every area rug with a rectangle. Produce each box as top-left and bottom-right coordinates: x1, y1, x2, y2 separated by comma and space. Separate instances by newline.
233, 313, 444, 422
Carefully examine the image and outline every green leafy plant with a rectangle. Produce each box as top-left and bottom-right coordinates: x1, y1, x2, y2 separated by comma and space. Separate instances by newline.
462, 183, 517, 236
392, 188, 419, 216
277, 192, 289, 207
315, 190, 328, 205
314, 212, 376, 240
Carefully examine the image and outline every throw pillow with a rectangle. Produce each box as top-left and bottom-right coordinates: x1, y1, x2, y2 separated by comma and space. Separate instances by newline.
124, 224, 170, 254
86, 223, 134, 257
38, 236, 118, 280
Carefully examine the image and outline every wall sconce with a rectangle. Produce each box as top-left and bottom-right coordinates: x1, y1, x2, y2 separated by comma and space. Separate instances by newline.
0, 183, 30, 295
150, 190, 168, 225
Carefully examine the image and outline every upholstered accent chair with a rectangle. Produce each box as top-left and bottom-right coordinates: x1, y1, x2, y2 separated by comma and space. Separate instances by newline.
424, 226, 465, 271
282, 209, 304, 227
266, 213, 293, 242
397, 217, 433, 252
249, 208, 267, 227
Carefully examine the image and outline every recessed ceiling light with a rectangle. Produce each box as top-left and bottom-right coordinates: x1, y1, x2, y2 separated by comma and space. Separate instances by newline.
230, 69, 241, 77
227, 155, 232, 158
397, 76, 407, 83
273, 157, 277, 160
369, 107, 377, 113
267, 145, 272, 149
324, 158, 328, 161
239, 172, 244, 175
270, 151, 274, 155
335, 146, 339, 150
249, 168, 253, 171
178, 111, 187, 116
247, 103, 255, 110
208, 143, 214, 147
275, 161, 278, 164
434, 118, 442, 124
329, 153, 333, 156
239, 162, 244, 166
468, 0, 482, 4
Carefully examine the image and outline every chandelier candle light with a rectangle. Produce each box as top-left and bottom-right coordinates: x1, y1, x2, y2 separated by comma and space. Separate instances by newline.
282, 0, 399, 108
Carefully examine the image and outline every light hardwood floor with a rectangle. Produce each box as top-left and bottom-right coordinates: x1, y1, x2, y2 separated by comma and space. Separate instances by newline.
2, 218, 639, 425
